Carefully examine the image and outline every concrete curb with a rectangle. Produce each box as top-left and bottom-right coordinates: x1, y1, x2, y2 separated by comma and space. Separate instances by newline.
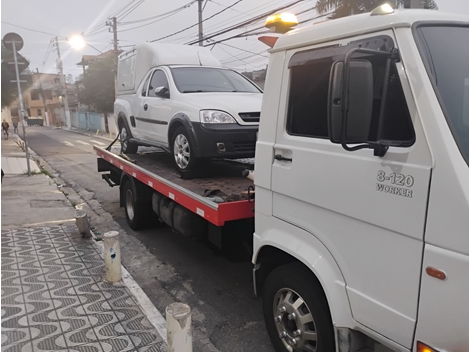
15, 137, 168, 345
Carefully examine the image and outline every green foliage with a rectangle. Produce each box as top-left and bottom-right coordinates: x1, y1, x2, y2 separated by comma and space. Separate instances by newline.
316, 0, 437, 19
80, 58, 114, 113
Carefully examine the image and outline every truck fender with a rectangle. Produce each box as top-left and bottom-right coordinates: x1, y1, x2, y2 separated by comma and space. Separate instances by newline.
253, 220, 354, 328
168, 113, 202, 158
115, 99, 134, 130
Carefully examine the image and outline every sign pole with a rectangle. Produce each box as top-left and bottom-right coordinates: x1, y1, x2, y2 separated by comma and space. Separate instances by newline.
11, 39, 31, 176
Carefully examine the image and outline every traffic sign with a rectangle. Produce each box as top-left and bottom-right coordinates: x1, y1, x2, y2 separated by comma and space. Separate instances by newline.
3, 32, 23, 52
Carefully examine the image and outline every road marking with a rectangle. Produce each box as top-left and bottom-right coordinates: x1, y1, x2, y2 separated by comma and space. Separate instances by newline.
76, 140, 90, 145
89, 139, 106, 145
63, 141, 74, 147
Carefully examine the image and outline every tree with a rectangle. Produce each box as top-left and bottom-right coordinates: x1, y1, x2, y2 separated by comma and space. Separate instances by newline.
79, 58, 114, 114
316, 0, 437, 19
66, 74, 74, 84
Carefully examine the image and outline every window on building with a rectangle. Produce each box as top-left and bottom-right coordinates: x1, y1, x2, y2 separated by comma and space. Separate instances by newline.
43, 91, 52, 100
30, 90, 40, 100
37, 109, 42, 117
286, 41, 414, 144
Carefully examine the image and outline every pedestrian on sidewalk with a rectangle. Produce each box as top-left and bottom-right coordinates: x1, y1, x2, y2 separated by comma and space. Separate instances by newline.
13, 120, 18, 134
2, 119, 9, 140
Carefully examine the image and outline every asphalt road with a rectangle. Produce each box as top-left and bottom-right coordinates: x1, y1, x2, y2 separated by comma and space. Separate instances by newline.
25, 127, 274, 352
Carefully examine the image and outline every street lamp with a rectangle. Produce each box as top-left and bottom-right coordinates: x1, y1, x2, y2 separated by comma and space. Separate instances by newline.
69, 35, 86, 50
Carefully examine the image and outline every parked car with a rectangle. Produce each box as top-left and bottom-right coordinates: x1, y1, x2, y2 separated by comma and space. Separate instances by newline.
115, 43, 263, 174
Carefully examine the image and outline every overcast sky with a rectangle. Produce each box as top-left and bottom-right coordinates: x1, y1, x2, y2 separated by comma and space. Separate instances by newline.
2, 0, 468, 78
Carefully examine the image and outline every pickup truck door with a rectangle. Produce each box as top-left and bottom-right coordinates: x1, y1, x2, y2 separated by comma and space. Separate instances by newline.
270, 32, 432, 349
136, 69, 171, 143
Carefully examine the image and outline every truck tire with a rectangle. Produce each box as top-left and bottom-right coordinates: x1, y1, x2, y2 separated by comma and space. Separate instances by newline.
120, 123, 138, 154
170, 126, 198, 174
263, 263, 335, 352
123, 181, 152, 230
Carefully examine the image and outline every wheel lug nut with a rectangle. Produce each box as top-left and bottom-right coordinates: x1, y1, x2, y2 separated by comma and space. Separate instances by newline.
288, 337, 297, 346
274, 315, 282, 323
279, 331, 287, 339
287, 313, 296, 321
293, 329, 301, 337
278, 306, 286, 313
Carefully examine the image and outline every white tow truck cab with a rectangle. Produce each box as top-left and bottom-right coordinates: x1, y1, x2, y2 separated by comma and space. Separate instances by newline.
253, 6, 468, 352
114, 43, 263, 175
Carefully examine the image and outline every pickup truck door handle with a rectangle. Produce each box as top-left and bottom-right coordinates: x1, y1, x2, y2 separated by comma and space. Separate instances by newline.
274, 154, 292, 162
143, 104, 148, 111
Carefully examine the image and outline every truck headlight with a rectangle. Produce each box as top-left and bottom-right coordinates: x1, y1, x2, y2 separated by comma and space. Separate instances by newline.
200, 110, 236, 124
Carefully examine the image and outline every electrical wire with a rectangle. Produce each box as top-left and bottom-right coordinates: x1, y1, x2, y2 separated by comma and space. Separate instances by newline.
149, 0, 244, 42
1, 21, 63, 38
118, 1, 196, 25
119, 0, 146, 21
40, 39, 54, 73
118, 8, 189, 33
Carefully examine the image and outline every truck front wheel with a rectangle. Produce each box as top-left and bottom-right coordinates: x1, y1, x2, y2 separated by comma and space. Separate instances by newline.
123, 181, 151, 230
263, 263, 335, 352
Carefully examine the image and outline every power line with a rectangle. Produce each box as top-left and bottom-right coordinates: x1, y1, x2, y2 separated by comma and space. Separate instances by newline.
118, 1, 196, 25
1, 21, 64, 38
119, 0, 146, 21
149, 0, 244, 42
118, 8, 189, 33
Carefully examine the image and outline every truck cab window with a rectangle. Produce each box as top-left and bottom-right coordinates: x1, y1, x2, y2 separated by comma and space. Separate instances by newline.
286, 45, 414, 144
148, 70, 169, 97
141, 74, 151, 97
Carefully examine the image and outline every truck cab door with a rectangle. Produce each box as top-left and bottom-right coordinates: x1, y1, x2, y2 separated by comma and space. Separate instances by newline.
270, 32, 432, 349
136, 69, 171, 143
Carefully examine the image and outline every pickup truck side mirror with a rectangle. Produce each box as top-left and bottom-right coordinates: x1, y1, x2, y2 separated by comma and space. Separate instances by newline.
155, 86, 170, 99
328, 60, 373, 144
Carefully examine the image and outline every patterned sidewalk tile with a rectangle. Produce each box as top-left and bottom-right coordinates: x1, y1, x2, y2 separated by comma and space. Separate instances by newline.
1, 225, 167, 352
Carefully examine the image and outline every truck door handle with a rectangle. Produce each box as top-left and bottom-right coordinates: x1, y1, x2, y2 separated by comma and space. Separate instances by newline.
274, 154, 292, 162
143, 104, 148, 111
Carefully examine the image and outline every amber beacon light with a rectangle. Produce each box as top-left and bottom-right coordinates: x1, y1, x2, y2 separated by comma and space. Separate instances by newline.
265, 13, 298, 33
417, 341, 438, 352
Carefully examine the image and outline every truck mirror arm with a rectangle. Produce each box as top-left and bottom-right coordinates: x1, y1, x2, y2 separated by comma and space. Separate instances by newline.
341, 48, 399, 157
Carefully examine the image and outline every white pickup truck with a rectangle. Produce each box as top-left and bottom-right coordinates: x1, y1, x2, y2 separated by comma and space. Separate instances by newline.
114, 43, 263, 174
98, 6, 468, 352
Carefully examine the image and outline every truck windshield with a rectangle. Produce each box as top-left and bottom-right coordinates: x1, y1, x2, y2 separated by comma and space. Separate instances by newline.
170, 67, 261, 94
415, 24, 469, 163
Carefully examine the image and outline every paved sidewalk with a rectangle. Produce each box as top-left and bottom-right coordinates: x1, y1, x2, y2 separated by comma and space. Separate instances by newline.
1, 135, 167, 352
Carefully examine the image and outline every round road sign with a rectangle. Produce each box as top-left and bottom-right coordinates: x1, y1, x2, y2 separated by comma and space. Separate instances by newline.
3, 32, 24, 52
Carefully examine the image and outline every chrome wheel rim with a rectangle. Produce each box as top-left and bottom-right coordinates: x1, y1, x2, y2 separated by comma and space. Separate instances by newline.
125, 189, 134, 221
173, 134, 190, 169
273, 288, 318, 351
120, 127, 128, 151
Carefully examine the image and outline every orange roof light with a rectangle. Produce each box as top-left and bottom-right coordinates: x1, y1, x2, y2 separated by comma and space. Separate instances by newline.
417, 341, 438, 352
265, 13, 298, 34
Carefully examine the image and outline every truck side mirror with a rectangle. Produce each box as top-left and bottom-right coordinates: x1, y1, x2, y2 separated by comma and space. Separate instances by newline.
155, 86, 170, 99
328, 60, 373, 144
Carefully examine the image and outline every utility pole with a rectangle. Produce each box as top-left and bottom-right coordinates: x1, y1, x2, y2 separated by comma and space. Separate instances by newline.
198, 0, 203, 46
107, 17, 119, 97
36, 68, 50, 127
54, 36, 71, 129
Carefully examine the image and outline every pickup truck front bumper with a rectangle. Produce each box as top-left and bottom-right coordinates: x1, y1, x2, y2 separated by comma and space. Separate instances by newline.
191, 122, 258, 159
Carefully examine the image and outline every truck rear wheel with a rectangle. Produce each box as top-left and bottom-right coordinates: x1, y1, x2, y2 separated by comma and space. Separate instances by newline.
170, 127, 199, 174
123, 181, 152, 230
120, 124, 138, 154
263, 263, 335, 352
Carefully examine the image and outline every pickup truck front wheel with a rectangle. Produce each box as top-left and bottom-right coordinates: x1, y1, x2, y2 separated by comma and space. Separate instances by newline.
263, 263, 335, 352
171, 127, 198, 174
120, 124, 138, 154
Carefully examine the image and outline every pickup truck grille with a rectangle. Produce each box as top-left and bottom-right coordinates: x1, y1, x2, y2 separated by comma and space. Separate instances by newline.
239, 112, 260, 123
233, 141, 256, 153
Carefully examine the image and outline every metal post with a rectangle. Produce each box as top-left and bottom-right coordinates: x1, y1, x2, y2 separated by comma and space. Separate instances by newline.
103, 231, 121, 282
75, 210, 91, 238
166, 303, 192, 352
11, 40, 31, 176
198, 0, 203, 46
112, 17, 118, 98
55, 36, 71, 130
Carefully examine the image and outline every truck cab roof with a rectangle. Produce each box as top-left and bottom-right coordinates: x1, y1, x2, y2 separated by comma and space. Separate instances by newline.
272, 9, 468, 52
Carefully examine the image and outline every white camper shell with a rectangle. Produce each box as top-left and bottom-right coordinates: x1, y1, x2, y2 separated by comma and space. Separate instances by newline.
116, 43, 222, 95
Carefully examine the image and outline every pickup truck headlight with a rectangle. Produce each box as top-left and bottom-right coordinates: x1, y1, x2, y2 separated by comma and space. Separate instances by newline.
200, 110, 236, 124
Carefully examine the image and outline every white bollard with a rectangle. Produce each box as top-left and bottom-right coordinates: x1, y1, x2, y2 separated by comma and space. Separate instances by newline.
103, 231, 121, 282
75, 210, 91, 238
166, 303, 192, 352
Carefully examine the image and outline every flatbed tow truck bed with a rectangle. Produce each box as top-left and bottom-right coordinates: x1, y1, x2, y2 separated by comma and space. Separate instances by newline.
95, 146, 255, 227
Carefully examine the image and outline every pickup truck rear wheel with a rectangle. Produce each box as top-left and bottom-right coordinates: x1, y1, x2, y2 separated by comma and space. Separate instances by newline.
120, 124, 138, 154
171, 127, 198, 174
263, 263, 335, 352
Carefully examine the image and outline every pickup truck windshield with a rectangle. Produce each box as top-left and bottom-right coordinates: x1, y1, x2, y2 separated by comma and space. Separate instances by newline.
415, 24, 469, 163
170, 67, 261, 94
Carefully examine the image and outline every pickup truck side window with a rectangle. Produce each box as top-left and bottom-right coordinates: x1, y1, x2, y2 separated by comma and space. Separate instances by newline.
148, 70, 169, 97
141, 74, 151, 97
286, 43, 414, 144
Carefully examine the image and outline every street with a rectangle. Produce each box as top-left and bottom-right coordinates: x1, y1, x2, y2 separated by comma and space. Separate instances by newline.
24, 126, 274, 352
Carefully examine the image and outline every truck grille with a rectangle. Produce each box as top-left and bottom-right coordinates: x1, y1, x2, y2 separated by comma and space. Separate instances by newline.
239, 112, 260, 123
233, 141, 256, 153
